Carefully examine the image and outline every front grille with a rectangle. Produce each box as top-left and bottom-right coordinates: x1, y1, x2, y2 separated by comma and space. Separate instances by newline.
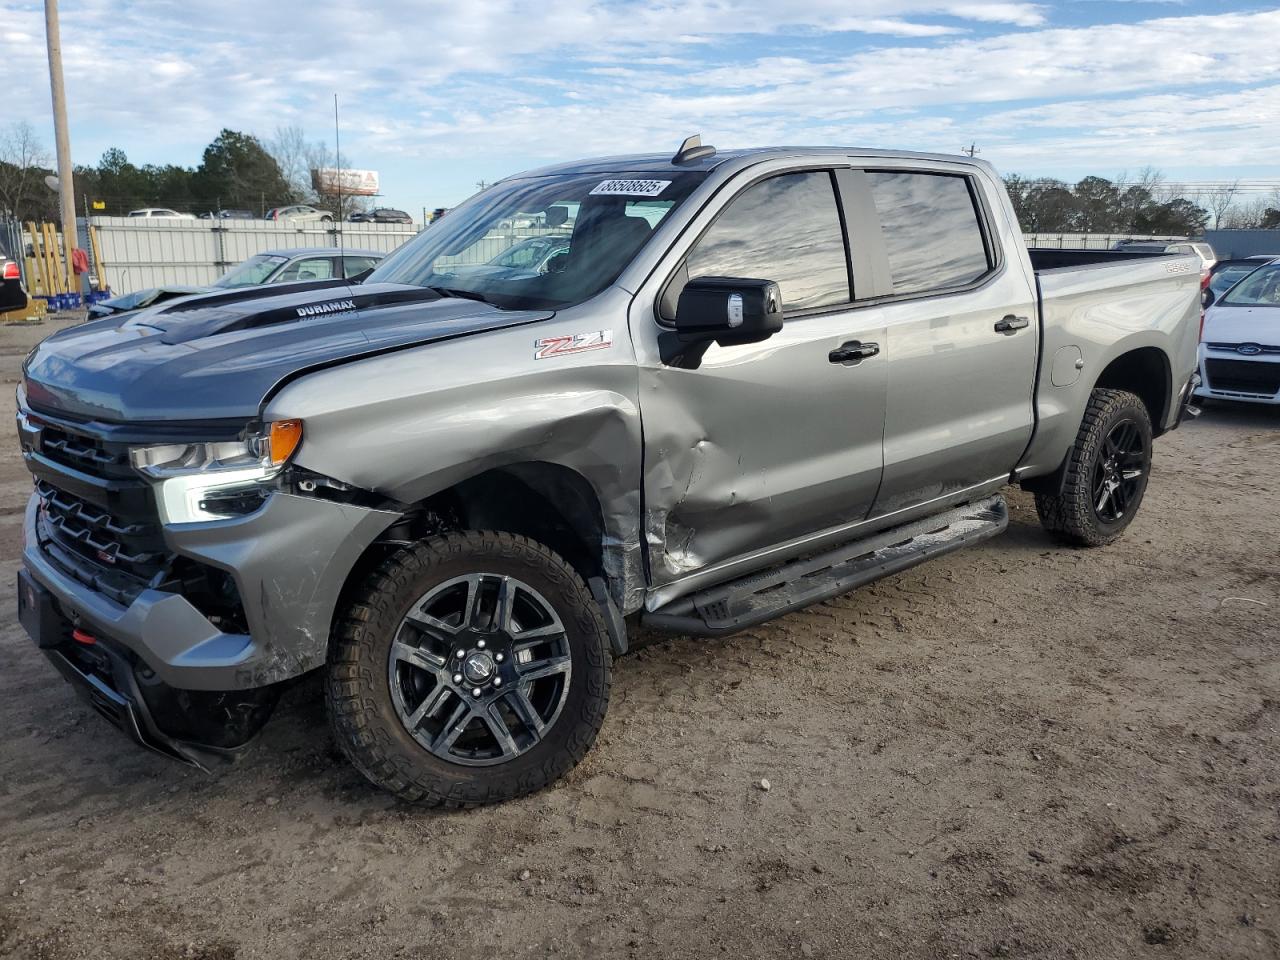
22, 406, 251, 627
1203, 358, 1280, 397
35, 479, 169, 585
39, 424, 135, 478
1203, 343, 1280, 358
20, 410, 172, 602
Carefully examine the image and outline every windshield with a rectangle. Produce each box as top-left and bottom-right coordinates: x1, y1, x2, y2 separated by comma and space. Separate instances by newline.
367, 171, 707, 309
1210, 263, 1265, 297
1220, 264, 1280, 307
214, 254, 288, 289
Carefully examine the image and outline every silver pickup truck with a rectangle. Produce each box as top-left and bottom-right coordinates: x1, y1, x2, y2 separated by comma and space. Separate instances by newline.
16, 140, 1200, 805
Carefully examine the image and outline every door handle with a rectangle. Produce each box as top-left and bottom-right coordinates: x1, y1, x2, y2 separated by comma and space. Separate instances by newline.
994, 315, 1030, 334
829, 341, 880, 365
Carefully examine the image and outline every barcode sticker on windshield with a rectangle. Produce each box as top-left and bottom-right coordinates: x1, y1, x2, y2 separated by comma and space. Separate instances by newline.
589, 179, 671, 197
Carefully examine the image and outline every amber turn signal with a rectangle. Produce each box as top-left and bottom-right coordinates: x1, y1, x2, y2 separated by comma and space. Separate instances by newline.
268, 419, 303, 465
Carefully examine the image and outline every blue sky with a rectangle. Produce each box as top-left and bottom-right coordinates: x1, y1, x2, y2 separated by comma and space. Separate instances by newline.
2, 1, 1278, 214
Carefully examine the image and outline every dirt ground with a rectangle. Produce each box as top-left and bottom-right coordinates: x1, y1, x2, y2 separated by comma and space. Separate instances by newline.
0, 315, 1276, 960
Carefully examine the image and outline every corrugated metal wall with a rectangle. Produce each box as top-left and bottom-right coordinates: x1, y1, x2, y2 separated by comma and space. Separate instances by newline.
1203, 230, 1280, 259
90, 218, 420, 294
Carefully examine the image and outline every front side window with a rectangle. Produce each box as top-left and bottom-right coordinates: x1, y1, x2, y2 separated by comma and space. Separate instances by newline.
685, 171, 849, 312
867, 172, 992, 295
368, 171, 706, 310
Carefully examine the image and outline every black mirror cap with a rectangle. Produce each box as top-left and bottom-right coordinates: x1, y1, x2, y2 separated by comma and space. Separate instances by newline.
675, 276, 783, 346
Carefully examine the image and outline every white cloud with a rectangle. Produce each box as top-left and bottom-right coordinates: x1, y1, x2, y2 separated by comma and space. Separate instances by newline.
0, 1, 1275, 208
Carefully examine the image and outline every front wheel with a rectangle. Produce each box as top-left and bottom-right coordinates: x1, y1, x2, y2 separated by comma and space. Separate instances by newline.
326, 532, 611, 807
1034, 388, 1153, 547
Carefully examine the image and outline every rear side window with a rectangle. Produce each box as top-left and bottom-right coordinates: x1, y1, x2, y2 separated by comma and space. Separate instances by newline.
686, 171, 849, 312
866, 172, 991, 295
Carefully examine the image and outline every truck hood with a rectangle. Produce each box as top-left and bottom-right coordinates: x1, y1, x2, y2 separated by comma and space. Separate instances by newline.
1203, 303, 1280, 345
23, 281, 553, 423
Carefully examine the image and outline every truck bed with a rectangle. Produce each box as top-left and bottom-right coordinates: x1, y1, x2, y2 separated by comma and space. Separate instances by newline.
1019, 249, 1202, 479
1028, 248, 1182, 271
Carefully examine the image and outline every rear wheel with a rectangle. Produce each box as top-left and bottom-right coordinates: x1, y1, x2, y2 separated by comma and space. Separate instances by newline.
1034, 388, 1153, 547
326, 532, 611, 807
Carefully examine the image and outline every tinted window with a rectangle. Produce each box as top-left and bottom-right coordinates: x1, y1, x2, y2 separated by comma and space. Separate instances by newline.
686, 171, 849, 311
866, 172, 991, 295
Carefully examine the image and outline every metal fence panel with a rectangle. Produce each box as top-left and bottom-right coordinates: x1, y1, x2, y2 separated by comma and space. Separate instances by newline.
1022, 232, 1185, 250
88, 217, 423, 294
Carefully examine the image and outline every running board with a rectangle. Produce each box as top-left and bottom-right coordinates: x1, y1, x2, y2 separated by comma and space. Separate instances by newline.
642, 495, 1008, 637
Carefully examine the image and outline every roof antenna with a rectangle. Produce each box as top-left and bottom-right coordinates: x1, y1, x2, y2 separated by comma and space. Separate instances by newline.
672, 134, 716, 165
334, 93, 344, 275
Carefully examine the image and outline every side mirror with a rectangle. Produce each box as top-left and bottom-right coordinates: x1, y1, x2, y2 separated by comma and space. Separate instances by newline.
674, 276, 783, 347
1202, 286, 1216, 309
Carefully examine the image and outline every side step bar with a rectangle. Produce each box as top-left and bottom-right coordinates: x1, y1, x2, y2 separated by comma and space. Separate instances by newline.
642, 495, 1009, 637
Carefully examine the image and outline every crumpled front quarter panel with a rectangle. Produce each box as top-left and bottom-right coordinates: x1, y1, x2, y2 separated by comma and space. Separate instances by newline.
267, 291, 647, 612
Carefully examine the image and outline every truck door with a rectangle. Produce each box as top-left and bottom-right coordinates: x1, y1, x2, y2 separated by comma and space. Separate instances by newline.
631, 168, 888, 589
854, 168, 1037, 518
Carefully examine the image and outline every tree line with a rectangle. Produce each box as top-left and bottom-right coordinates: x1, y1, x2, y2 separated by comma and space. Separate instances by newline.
1005, 169, 1280, 235
0, 122, 365, 221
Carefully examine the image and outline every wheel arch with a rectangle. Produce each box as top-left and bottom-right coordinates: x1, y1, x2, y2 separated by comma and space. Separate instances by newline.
334, 461, 634, 655
1092, 345, 1172, 437
1021, 345, 1171, 497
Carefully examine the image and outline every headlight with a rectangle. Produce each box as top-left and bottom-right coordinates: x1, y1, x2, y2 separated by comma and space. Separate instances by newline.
131, 420, 303, 523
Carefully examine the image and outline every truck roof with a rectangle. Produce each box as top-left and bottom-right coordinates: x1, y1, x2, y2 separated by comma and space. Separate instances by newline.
514, 146, 994, 179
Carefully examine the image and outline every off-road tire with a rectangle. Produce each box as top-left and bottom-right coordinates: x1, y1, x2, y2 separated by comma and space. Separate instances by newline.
1034, 387, 1153, 547
326, 531, 611, 807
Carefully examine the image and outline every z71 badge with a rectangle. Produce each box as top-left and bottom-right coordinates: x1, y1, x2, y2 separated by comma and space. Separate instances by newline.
534, 330, 613, 359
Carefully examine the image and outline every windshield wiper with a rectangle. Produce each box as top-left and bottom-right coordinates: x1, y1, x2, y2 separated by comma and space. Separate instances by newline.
424, 286, 496, 305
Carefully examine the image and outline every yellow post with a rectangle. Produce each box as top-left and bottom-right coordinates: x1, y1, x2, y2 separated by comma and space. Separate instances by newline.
43, 223, 64, 294
27, 223, 50, 297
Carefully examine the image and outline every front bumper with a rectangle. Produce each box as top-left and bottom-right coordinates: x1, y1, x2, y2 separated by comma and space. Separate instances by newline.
1194, 347, 1280, 404
23, 491, 398, 690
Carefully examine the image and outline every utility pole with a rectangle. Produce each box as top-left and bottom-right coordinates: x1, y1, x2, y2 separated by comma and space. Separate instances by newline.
44, 0, 79, 296
962, 142, 980, 158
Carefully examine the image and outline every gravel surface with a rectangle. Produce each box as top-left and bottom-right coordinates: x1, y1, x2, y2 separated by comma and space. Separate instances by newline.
1, 316, 1277, 959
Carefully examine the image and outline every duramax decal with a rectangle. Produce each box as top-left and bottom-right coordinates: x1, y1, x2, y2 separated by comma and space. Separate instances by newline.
534, 330, 614, 359
296, 299, 356, 318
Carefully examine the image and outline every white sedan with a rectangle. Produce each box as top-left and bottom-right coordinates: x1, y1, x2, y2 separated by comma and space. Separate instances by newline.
1196, 260, 1280, 404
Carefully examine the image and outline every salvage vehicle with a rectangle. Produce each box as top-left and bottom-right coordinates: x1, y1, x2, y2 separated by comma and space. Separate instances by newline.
1195, 259, 1280, 405
86, 248, 384, 318
16, 139, 1201, 806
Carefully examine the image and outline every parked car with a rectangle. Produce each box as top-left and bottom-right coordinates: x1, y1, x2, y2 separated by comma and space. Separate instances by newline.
1, 255, 27, 314
1195, 259, 1280, 405
127, 208, 196, 219
349, 208, 414, 224
443, 235, 572, 283
199, 209, 257, 220
85, 247, 384, 318
266, 204, 334, 224
1206, 256, 1279, 301
17, 142, 1200, 806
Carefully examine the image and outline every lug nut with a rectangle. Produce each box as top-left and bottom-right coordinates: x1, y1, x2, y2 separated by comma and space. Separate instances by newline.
456, 649, 466, 658
477, 639, 486, 649
493, 677, 503, 687
471, 687, 482, 698
453, 673, 463, 684
495, 653, 504, 663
